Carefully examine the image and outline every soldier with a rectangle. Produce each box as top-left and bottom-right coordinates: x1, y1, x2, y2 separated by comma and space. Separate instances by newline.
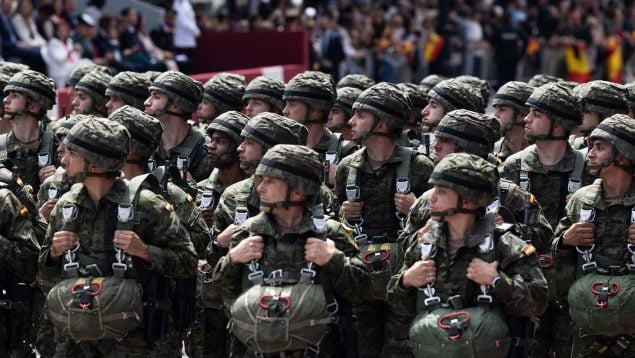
187, 111, 248, 358
111, 105, 211, 356
197, 110, 249, 227
105, 71, 151, 115
71, 70, 112, 117
204, 113, 320, 357
242, 76, 285, 117
214, 144, 370, 357
455, 75, 490, 113
501, 82, 584, 358
327, 86, 361, 141
145, 71, 211, 182
387, 153, 548, 357
0, 164, 39, 357
336, 73, 376, 90
196, 73, 246, 133
397, 82, 427, 148
1, 70, 58, 193
335, 82, 434, 356
491, 81, 533, 164
282, 71, 357, 185
571, 80, 629, 150
403, 109, 553, 252
37, 117, 197, 356
552, 114, 635, 357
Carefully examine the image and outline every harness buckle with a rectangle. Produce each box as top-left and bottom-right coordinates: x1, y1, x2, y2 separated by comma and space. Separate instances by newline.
396, 177, 410, 194
345, 185, 360, 202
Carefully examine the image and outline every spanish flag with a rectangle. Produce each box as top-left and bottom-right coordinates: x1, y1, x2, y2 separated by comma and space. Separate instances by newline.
424, 33, 445, 64
605, 35, 623, 83
564, 42, 591, 83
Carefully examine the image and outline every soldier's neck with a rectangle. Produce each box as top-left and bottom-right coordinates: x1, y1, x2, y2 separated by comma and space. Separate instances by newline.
306, 123, 325, 149
601, 169, 632, 200
534, 140, 568, 166
218, 161, 244, 187
11, 117, 40, 145
364, 137, 395, 168
446, 214, 476, 247
84, 177, 116, 207
160, 118, 189, 151
272, 208, 304, 231
505, 126, 528, 154
121, 163, 144, 180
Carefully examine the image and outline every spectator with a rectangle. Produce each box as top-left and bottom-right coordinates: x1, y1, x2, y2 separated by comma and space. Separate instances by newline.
34, 3, 57, 40
0, 0, 47, 73
136, 13, 177, 71
12, 0, 47, 48
172, 0, 200, 73
41, 17, 92, 88
150, 8, 176, 53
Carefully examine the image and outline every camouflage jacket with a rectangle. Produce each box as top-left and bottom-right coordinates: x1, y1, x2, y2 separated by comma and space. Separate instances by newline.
38, 179, 197, 287
0, 130, 58, 194
313, 128, 357, 164
493, 137, 513, 165
0, 186, 39, 281
388, 214, 548, 320
401, 179, 554, 254
36, 167, 70, 207
552, 179, 635, 277
335, 145, 434, 240
213, 210, 369, 307
502, 144, 588, 229
154, 127, 212, 182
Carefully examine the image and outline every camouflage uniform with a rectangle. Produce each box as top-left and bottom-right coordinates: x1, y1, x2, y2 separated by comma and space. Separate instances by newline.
335, 83, 434, 356
336, 73, 376, 90
387, 153, 548, 357
213, 144, 370, 357
396, 83, 427, 148
491, 81, 534, 164
105, 71, 151, 111
37, 117, 197, 357
1, 70, 58, 194
243, 76, 285, 113
149, 71, 212, 182
0, 168, 39, 357
501, 82, 583, 358
551, 115, 635, 357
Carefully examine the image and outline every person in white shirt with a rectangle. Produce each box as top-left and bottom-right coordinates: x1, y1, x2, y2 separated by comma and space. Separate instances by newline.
11, 0, 46, 48
172, 0, 200, 72
41, 19, 92, 88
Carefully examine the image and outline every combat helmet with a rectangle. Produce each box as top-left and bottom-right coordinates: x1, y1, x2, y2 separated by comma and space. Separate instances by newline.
203, 73, 246, 116
243, 76, 285, 112
206, 110, 250, 167
4, 70, 56, 116
75, 70, 113, 110
149, 71, 204, 117
109, 105, 162, 159
66, 64, 109, 88
283, 71, 336, 120
435, 109, 501, 159
428, 79, 482, 114
64, 117, 130, 180
574, 80, 629, 120
525, 82, 581, 140
336, 74, 376, 90
588, 114, 635, 164
105, 71, 150, 110
352, 82, 411, 141
429, 152, 499, 209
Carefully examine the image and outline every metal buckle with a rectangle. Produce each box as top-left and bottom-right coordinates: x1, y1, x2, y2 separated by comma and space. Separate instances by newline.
234, 207, 248, 225
579, 207, 596, 223
477, 294, 493, 305
353, 233, 368, 245
396, 178, 410, 194
345, 185, 359, 202
568, 179, 581, 194
63, 262, 79, 274
200, 192, 215, 209
312, 216, 326, 233
117, 203, 134, 223
446, 295, 463, 309
486, 199, 500, 214
61, 204, 78, 223
85, 264, 102, 276
424, 296, 441, 307
111, 262, 127, 272
38, 152, 50, 167
146, 159, 156, 172
519, 177, 530, 191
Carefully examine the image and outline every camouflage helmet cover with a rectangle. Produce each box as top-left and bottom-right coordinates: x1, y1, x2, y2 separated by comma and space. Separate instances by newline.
333, 86, 362, 117
67, 64, 109, 88
398, 82, 428, 115
203, 73, 247, 114
352, 82, 412, 130
105, 71, 150, 110
0, 62, 30, 77
283, 71, 336, 112
207, 110, 250, 145
491, 81, 534, 114
243, 76, 285, 112
435, 109, 501, 158
527, 74, 563, 88
4, 70, 56, 110
108, 105, 162, 158
574, 80, 629, 119
256, 144, 322, 195
75, 70, 113, 106
54, 114, 90, 139
455, 75, 490, 111
149, 71, 204, 114
419, 74, 447, 93
241, 112, 308, 150
429, 152, 499, 206
64, 117, 130, 172
589, 114, 635, 161
525, 82, 581, 131
428, 79, 483, 114
336, 74, 376, 90
623, 82, 635, 109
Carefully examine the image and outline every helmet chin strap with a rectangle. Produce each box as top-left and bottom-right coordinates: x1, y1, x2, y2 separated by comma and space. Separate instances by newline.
259, 188, 306, 213
501, 120, 523, 136
353, 117, 394, 143
429, 197, 480, 221
240, 160, 260, 173
526, 118, 568, 141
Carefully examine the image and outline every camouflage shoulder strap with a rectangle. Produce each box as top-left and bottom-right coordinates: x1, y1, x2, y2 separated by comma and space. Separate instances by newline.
395, 147, 413, 193
568, 149, 585, 193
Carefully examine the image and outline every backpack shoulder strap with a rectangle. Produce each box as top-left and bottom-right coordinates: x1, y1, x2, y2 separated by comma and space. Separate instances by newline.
395, 147, 413, 193
0, 133, 9, 162
571, 149, 585, 184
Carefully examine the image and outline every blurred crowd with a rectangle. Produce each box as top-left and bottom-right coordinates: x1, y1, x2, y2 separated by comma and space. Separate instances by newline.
3, 0, 635, 89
